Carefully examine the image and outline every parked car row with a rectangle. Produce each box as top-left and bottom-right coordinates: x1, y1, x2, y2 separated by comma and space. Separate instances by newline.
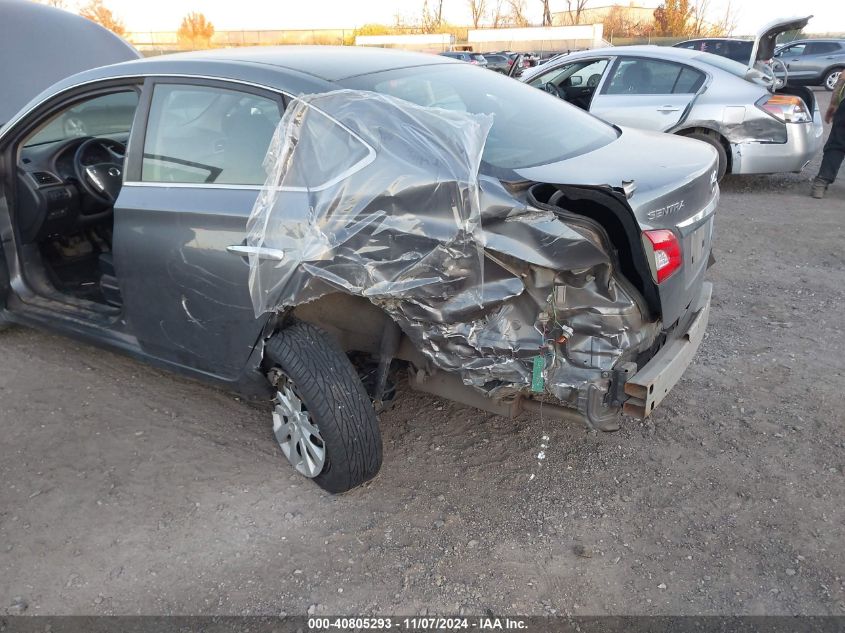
438, 50, 546, 74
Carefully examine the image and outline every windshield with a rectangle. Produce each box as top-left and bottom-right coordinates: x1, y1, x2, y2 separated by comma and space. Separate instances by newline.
341, 63, 618, 171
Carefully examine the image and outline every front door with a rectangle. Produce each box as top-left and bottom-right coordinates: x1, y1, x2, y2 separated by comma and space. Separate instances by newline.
525, 58, 610, 111
590, 57, 705, 132
114, 79, 284, 379
776, 42, 814, 82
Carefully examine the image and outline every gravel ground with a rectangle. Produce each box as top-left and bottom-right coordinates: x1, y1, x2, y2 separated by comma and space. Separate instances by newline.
1, 91, 843, 618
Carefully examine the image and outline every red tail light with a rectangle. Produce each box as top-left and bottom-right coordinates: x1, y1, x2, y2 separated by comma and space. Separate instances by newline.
642, 229, 682, 283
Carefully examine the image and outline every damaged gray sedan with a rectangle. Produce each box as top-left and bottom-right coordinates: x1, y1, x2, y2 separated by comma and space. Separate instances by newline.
520, 16, 823, 180
0, 17, 717, 491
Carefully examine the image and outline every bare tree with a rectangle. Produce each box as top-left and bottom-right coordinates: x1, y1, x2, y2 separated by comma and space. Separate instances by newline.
705, 0, 737, 36
603, 4, 656, 39
540, 0, 551, 26
420, 0, 445, 32
490, 0, 506, 27
506, 0, 529, 26
468, 0, 488, 28
689, 0, 710, 36
78, 0, 125, 36
561, 0, 589, 25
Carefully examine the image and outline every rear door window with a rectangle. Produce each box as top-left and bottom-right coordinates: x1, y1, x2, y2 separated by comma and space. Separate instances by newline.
141, 83, 282, 185
604, 58, 702, 95
805, 42, 842, 55
276, 103, 373, 190
673, 66, 706, 93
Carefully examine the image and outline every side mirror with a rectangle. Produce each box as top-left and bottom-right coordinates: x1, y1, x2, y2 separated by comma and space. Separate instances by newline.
570, 75, 583, 86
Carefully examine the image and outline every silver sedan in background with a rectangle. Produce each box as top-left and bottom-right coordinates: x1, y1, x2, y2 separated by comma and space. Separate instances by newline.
520, 17, 823, 179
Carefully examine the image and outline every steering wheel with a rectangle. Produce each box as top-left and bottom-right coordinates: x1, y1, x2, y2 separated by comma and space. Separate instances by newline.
542, 82, 565, 99
586, 73, 602, 88
73, 137, 126, 206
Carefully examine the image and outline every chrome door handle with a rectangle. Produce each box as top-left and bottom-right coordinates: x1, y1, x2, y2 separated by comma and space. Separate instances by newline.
657, 105, 681, 113
226, 245, 286, 261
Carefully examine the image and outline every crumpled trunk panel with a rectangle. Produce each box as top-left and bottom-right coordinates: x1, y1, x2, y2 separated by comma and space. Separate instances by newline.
247, 90, 656, 410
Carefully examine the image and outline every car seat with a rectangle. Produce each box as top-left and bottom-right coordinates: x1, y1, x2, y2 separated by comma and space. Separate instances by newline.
618, 63, 653, 93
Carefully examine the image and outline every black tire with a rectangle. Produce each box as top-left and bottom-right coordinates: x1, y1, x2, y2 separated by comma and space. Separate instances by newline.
265, 322, 382, 493
824, 68, 842, 91
684, 130, 728, 181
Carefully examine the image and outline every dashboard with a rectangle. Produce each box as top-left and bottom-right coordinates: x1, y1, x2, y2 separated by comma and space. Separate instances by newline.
16, 134, 128, 243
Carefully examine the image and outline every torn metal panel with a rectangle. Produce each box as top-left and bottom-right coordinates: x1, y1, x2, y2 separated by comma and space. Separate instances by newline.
247, 90, 655, 411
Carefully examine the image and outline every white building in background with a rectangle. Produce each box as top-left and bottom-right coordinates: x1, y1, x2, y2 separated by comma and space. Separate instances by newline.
468, 24, 606, 52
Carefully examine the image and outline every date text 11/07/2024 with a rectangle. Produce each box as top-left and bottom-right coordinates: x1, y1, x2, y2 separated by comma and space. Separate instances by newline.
308, 617, 529, 630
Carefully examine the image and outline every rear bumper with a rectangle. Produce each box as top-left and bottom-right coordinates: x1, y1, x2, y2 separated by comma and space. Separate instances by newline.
623, 281, 712, 418
731, 117, 824, 174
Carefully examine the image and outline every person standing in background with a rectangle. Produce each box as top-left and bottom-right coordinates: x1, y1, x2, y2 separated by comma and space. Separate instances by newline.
811, 72, 845, 198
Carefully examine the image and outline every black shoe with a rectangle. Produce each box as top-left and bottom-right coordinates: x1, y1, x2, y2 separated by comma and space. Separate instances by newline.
811, 178, 828, 199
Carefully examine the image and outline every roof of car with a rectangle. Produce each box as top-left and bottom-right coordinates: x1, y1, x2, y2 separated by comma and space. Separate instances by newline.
521, 44, 753, 82
675, 38, 753, 43
779, 38, 845, 44
119, 46, 455, 82
564, 45, 717, 62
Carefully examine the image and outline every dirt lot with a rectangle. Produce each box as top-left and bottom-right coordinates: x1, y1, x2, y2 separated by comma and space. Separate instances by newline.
1, 91, 844, 618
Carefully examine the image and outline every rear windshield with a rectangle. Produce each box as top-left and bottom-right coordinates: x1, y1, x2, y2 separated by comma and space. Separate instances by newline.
341, 63, 618, 171
691, 52, 750, 77
471, 54, 487, 62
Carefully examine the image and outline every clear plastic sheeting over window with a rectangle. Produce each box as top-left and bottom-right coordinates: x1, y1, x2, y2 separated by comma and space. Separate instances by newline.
247, 89, 655, 411
247, 90, 491, 316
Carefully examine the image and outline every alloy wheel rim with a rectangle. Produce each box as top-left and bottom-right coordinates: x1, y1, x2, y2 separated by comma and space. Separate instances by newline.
272, 378, 325, 478
827, 72, 840, 90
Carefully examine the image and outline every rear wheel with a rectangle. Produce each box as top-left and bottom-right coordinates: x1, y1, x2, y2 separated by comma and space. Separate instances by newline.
824, 68, 842, 91
683, 130, 728, 181
265, 322, 382, 493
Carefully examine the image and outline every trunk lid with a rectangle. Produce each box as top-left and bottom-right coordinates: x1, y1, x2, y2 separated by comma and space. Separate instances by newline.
514, 126, 718, 329
748, 15, 812, 68
0, 0, 140, 127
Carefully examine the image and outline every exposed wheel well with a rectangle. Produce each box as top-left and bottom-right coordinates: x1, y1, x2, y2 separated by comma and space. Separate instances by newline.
287, 293, 426, 365
676, 127, 732, 174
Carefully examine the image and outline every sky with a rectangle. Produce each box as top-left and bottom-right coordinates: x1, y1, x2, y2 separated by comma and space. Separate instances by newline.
86, 0, 844, 36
